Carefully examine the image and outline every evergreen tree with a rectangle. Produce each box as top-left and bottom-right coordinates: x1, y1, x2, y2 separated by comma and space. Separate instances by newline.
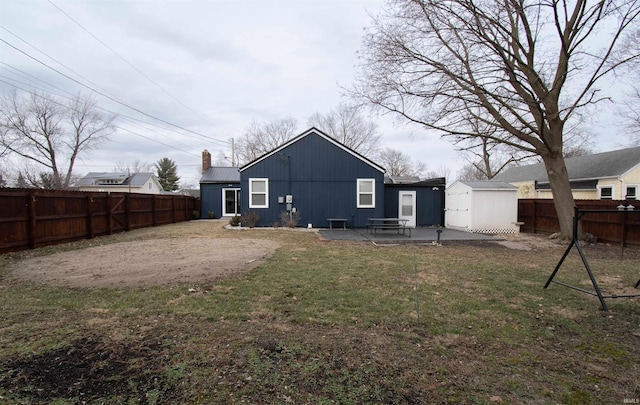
155, 157, 180, 191
15, 172, 28, 188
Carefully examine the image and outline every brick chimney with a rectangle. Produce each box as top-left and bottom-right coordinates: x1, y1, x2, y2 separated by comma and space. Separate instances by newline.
202, 149, 211, 174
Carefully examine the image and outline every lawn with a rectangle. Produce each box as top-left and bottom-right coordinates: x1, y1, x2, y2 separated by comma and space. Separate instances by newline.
0, 221, 638, 404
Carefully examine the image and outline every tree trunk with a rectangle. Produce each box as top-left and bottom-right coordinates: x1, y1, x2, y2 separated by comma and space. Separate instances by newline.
541, 154, 578, 240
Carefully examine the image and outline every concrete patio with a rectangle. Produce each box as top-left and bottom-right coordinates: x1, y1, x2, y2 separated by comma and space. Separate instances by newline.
319, 226, 502, 244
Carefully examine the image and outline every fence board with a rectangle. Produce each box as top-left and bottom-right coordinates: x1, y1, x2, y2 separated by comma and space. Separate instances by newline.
0, 188, 200, 253
518, 199, 640, 245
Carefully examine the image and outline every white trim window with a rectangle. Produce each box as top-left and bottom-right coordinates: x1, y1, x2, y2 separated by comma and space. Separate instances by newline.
222, 188, 241, 216
626, 185, 638, 200
357, 178, 375, 208
598, 185, 613, 200
249, 178, 269, 208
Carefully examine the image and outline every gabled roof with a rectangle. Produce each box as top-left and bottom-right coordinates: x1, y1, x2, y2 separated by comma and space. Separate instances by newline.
75, 172, 157, 187
239, 127, 386, 173
200, 166, 240, 183
494, 147, 640, 183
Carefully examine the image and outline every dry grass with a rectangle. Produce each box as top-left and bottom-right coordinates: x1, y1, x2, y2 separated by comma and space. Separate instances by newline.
0, 220, 638, 404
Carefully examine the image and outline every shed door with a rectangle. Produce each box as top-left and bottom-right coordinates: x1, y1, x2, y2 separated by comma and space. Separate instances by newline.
398, 191, 416, 227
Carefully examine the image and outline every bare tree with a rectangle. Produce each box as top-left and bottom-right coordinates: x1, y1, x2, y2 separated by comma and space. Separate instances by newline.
235, 117, 299, 165
376, 147, 426, 177
457, 138, 533, 180
424, 165, 450, 181
113, 160, 154, 174
308, 103, 382, 158
621, 86, 640, 146
351, 0, 640, 239
0, 90, 115, 189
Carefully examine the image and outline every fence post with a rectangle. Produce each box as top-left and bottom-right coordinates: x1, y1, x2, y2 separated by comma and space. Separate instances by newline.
107, 193, 113, 235
28, 191, 37, 249
172, 196, 176, 223
532, 199, 537, 233
87, 195, 94, 239
152, 195, 157, 227
125, 193, 131, 232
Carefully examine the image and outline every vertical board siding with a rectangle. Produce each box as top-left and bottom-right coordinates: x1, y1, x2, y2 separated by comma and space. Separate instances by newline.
384, 186, 445, 226
240, 132, 385, 227
0, 188, 200, 253
518, 199, 640, 245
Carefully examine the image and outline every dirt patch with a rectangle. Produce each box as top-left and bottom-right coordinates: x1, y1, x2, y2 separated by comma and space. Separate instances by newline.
4, 238, 279, 288
493, 232, 565, 251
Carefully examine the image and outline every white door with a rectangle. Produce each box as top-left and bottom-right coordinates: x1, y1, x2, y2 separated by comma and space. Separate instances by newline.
398, 191, 416, 227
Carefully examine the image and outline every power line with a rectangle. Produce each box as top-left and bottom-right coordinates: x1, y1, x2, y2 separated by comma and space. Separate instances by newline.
0, 61, 210, 146
0, 25, 131, 109
0, 37, 230, 146
47, 0, 215, 126
0, 79, 201, 157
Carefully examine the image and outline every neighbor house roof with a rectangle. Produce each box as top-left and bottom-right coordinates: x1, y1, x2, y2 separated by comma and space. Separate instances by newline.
75, 172, 157, 187
200, 166, 240, 183
494, 147, 640, 183
239, 127, 386, 173
384, 175, 422, 184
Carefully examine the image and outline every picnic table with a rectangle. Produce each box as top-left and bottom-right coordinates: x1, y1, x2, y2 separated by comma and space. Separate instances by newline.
367, 218, 411, 237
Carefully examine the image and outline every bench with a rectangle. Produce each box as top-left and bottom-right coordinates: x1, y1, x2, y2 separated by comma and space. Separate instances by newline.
327, 218, 348, 230
512, 221, 525, 233
367, 218, 411, 237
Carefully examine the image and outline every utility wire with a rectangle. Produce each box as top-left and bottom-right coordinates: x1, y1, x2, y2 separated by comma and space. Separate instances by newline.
0, 78, 200, 157
0, 37, 229, 146
47, 0, 214, 126
0, 25, 131, 109
1, 61, 209, 146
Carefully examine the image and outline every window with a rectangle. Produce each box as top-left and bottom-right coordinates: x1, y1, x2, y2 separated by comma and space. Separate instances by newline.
222, 188, 241, 216
249, 178, 269, 208
599, 186, 613, 200
626, 185, 638, 200
357, 179, 375, 208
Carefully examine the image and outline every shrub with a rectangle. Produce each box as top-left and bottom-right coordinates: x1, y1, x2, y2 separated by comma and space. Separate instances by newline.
279, 211, 300, 228
191, 210, 200, 219
242, 211, 260, 228
207, 211, 216, 219
229, 215, 241, 226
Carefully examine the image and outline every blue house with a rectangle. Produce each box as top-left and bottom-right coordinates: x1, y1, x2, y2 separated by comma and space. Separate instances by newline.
199, 149, 241, 219
383, 175, 446, 227
199, 128, 446, 227
239, 127, 386, 228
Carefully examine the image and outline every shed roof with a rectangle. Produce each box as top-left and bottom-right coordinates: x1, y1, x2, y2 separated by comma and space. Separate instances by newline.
453, 180, 518, 190
494, 146, 640, 183
239, 127, 386, 173
200, 166, 240, 183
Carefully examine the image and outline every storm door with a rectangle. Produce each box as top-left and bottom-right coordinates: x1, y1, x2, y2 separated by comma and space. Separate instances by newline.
398, 190, 416, 227
222, 188, 241, 216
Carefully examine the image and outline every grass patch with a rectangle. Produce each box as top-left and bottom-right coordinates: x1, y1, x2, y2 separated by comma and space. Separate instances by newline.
1, 222, 638, 404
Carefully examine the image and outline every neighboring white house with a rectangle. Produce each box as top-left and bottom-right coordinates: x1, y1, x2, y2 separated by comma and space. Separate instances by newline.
494, 147, 640, 200
445, 181, 520, 234
74, 172, 165, 194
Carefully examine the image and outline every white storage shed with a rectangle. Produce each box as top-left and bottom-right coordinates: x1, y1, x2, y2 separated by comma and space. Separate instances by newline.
445, 181, 520, 233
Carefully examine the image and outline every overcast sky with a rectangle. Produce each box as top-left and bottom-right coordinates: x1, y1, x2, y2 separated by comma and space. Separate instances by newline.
0, 0, 631, 188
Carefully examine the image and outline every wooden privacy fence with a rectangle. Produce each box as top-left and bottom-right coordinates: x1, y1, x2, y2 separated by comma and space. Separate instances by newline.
518, 199, 640, 245
0, 188, 200, 253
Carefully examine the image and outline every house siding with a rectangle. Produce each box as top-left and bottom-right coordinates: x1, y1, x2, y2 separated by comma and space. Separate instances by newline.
200, 183, 222, 218
384, 185, 445, 226
240, 131, 384, 227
